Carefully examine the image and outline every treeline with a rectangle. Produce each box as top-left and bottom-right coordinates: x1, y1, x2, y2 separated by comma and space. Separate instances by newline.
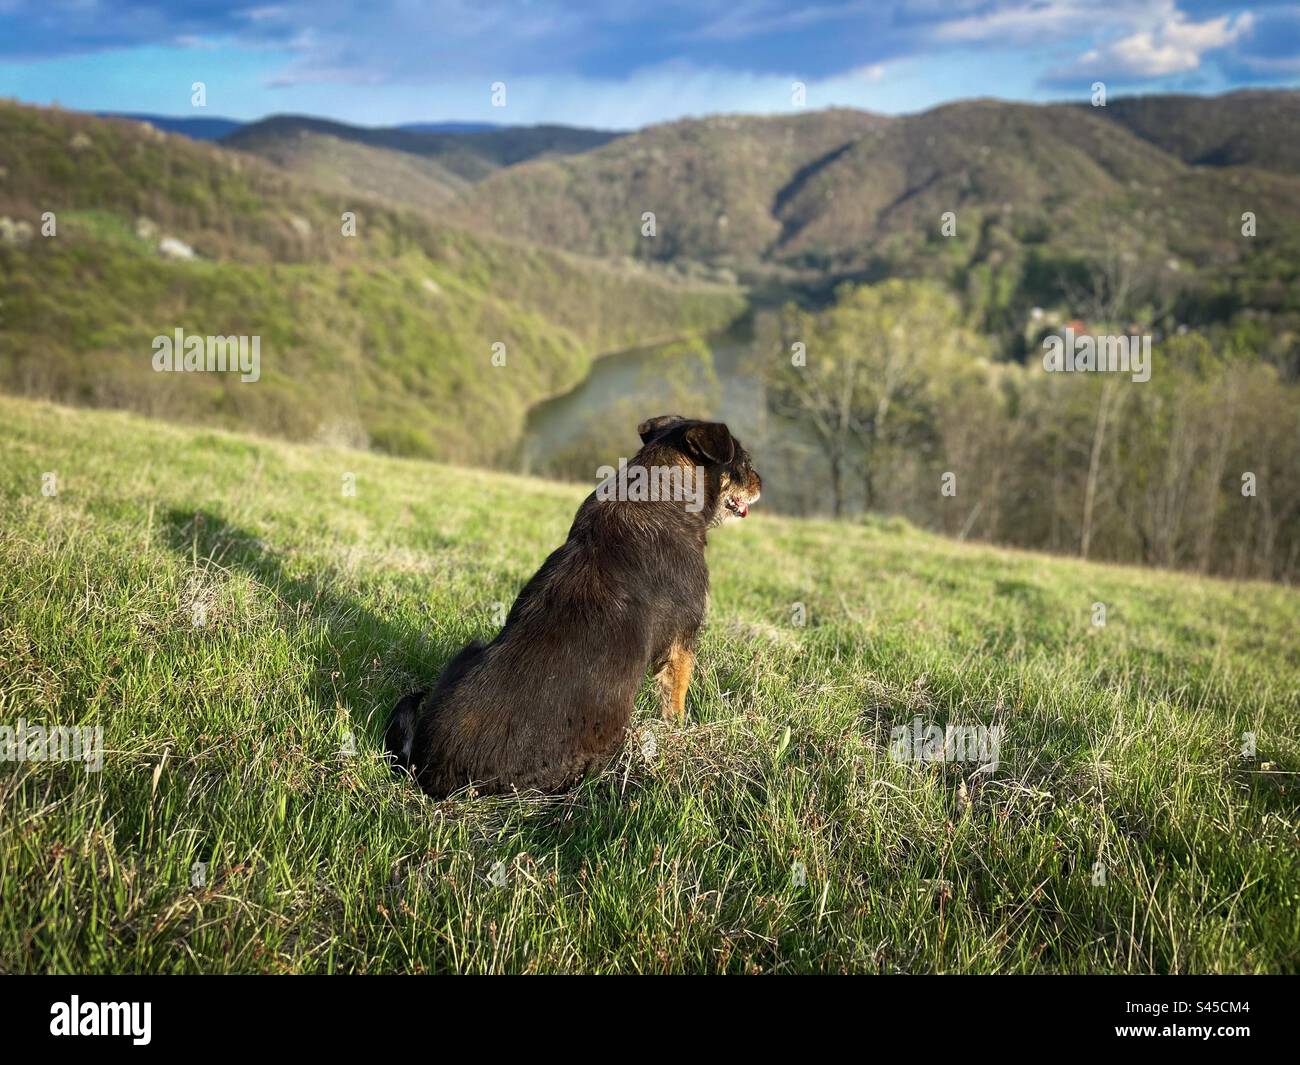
763, 280, 1300, 583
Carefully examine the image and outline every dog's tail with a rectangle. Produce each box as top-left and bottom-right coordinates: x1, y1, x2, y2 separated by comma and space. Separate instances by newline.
384, 690, 428, 771
384, 640, 487, 773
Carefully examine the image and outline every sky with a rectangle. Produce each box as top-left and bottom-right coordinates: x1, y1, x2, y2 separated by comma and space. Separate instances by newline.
1, 1, 1298, 129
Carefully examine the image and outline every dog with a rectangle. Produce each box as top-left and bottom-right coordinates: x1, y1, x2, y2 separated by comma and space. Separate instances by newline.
384, 415, 762, 797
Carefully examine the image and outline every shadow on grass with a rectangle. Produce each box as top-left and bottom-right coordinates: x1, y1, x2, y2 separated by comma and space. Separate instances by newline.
161, 507, 457, 748
158, 510, 684, 861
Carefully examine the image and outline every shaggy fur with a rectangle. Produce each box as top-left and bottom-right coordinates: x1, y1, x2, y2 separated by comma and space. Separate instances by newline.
384, 416, 762, 797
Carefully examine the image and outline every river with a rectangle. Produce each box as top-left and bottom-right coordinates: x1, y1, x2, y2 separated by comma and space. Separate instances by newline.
518, 319, 827, 514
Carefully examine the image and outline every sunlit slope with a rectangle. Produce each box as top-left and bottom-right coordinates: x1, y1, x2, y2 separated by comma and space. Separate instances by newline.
2, 395, 1297, 972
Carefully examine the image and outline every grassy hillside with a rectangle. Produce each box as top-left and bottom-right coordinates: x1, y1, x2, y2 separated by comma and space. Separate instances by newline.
2, 394, 1297, 974
0, 103, 743, 463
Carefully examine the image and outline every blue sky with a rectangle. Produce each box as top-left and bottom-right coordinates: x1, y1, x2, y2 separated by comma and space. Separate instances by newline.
1, 1, 1297, 128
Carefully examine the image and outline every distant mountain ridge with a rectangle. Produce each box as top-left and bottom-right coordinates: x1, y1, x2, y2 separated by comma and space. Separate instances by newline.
1094, 90, 1300, 175
223, 114, 622, 182
100, 113, 245, 140
166, 92, 1300, 329
397, 121, 501, 133
430, 90, 1300, 356
209, 94, 1300, 314
455, 91, 1300, 269
103, 114, 514, 141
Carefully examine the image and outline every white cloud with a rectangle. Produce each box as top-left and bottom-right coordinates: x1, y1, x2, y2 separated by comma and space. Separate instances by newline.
1048, 7, 1255, 82
933, 0, 1122, 46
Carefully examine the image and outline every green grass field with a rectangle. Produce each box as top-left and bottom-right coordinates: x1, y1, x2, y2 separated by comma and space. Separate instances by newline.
1, 394, 1297, 973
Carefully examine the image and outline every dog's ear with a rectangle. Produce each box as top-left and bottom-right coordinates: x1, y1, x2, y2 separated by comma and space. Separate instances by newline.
683, 422, 735, 465
637, 414, 685, 444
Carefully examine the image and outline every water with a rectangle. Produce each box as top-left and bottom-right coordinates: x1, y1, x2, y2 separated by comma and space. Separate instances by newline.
520, 326, 764, 473
519, 321, 828, 514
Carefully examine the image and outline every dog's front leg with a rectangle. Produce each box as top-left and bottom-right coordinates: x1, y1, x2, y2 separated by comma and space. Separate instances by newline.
657, 641, 695, 721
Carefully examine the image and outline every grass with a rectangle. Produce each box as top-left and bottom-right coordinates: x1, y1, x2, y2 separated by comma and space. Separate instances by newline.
1, 393, 1298, 973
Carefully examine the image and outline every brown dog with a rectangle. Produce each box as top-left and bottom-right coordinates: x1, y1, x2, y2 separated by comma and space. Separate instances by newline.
384, 415, 762, 797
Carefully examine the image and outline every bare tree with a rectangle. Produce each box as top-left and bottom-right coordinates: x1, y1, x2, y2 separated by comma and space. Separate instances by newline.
1080, 379, 1125, 560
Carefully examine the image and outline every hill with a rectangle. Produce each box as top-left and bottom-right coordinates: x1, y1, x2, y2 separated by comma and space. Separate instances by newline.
458, 94, 1300, 265
1, 394, 1297, 973
218, 125, 472, 211
102, 114, 246, 140
224, 114, 622, 183
455, 94, 1300, 339
0, 102, 742, 463
1098, 90, 1300, 174
458, 108, 889, 262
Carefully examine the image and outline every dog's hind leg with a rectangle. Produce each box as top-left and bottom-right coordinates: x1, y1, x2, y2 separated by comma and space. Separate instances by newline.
657, 641, 695, 721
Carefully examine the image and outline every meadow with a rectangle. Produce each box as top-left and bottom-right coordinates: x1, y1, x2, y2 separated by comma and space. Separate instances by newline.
1, 394, 1297, 973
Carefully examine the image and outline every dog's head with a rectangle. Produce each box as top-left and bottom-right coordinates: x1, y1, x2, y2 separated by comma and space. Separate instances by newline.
636, 415, 762, 525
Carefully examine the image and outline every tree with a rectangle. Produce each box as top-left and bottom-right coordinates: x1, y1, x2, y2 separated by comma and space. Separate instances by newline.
767, 280, 979, 516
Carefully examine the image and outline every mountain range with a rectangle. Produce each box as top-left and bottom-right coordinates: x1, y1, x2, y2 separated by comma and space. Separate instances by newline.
3, 90, 1299, 465
216, 93, 1300, 341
